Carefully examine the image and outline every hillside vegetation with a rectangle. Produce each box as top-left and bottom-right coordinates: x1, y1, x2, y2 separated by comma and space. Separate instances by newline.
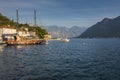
0, 13, 48, 38
79, 16, 120, 38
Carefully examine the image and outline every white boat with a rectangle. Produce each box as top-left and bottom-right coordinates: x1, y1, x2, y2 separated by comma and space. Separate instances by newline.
41, 40, 49, 45
0, 41, 6, 45
45, 40, 49, 44
61, 38, 70, 42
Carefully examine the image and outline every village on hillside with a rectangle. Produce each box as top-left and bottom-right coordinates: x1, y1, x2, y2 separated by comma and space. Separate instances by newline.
0, 25, 36, 41
0, 25, 51, 45
0, 12, 51, 45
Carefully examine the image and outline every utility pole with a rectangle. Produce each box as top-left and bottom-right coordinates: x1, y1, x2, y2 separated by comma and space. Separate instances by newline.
34, 9, 37, 27
16, 9, 19, 25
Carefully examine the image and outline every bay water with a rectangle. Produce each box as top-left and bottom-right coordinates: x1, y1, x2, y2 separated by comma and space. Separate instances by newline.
0, 39, 120, 80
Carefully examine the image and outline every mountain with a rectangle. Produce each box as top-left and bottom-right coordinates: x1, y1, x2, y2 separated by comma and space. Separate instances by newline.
42, 25, 86, 38
79, 16, 120, 38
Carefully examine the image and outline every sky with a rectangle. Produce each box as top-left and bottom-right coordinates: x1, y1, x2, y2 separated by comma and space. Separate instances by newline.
0, 0, 120, 27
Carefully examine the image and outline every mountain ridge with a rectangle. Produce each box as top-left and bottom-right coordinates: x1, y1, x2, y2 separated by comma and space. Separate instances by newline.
42, 25, 86, 38
79, 16, 120, 38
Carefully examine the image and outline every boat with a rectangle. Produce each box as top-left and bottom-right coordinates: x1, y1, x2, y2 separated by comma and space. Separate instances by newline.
5, 34, 44, 45
41, 40, 49, 45
44, 40, 49, 44
6, 39, 43, 45
0, 41, 5, 45
0, 41, 6, 46
60, 38, 70, 42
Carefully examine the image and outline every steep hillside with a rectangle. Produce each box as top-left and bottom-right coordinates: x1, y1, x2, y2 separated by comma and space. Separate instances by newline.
0, 13, 48, 38
79, 16, 120, 38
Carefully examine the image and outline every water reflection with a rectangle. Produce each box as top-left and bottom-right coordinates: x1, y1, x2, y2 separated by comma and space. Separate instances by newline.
0, 45, 6, 53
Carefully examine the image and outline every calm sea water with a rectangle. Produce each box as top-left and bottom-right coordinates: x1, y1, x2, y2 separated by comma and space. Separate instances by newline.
0, 39, 120, 80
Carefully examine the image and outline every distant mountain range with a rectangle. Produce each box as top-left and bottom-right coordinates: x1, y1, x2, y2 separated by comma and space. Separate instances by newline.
42, 25, 86, 38
79, 16, 120, 38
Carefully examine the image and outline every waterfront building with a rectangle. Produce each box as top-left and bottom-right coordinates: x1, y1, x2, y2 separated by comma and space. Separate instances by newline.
44, 34, 51, 40
0, 26, 17, 41
17, 31, 30, 37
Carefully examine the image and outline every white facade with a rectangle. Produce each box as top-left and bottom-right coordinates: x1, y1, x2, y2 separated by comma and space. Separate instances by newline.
0, 27, 17, 41
29, 31, 36, 36
2, 28, 17, 34
0, 26, 37, 41
17, 31, 36, 37
0, 28, 17, 34
17, 31, 30, 36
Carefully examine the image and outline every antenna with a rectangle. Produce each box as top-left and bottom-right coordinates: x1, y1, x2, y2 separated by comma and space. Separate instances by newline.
16, 9, 19, 24
34, 9, 37, 27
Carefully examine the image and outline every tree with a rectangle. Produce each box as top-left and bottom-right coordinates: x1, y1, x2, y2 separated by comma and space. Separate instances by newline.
28, 26, 48, 38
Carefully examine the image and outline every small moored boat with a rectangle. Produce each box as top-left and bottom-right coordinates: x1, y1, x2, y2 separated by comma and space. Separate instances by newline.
60, 38, 70, 42
5, 36, 43, 45
6, 39, 43, 45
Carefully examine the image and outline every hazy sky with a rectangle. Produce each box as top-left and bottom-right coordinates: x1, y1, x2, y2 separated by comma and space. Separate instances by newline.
0, 0, 120, 27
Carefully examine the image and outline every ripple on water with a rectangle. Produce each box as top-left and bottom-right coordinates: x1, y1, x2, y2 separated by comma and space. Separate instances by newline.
0, 39, 120, 80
